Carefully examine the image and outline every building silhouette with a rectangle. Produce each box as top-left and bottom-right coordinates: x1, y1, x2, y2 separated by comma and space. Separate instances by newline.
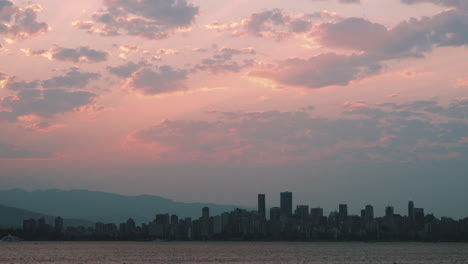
280, 192, 293, 219
408, 200, 415, 222
258, 194, 266, 220
296, 205, 309, 221
339, 204, 348, 221
364, 205, 374, 222
269, 207, 281, 222
385, 206, 394, 218
7, 192, 468, 242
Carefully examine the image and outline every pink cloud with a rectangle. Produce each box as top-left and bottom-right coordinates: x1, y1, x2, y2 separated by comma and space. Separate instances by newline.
0, 1, 50, 40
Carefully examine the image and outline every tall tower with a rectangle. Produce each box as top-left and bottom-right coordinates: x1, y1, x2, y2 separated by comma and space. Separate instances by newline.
202, 207, 210, 219
339, 204, 348, 221
54, 217, 64, 234
385, 206, 394, 218
365, 205, 374, 222
408, 201, 414, 221
258, 194, 266, 220
280, 192, 293, 218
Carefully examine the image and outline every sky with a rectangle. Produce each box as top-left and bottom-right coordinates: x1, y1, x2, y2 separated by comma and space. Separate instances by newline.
0, 0, 467, 218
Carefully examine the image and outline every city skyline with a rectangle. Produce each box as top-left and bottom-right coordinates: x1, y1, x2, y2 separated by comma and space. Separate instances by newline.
0, 187, 460, 219
0, 188, 460, 221
3, 190, 468, 242
0, 0, 467, 218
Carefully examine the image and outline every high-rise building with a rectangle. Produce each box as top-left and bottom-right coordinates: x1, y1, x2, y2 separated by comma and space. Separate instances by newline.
156, 214, 170, 225
310, 207, 324, 219
339, 204, 348, 220
296, 205, 309, 220
270, 207, 281, 222
360, 209, 366, 218
258, 194, 266, 220
37, 217, 49, 234
171, 215, 179, 225
385, 206, 394, 218
201, 207, 211, 239
365, 205, 374, 222
280, 192, 293, 218
415, 208, 425, 225
23, 218, 36, 235
126, 218, 136, 234
202, 207, 210, 219
54, 217, 64, 234
408, 201, 415, 221
213, 216, 223, 235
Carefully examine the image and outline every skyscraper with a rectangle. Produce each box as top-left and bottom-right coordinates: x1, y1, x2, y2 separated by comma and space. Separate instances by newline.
310, 207, 324, 219
202, 207, 210, 219
171, 215, 179, 225
270, 207, 281, 222
280, 192, 293, 218
296, 205, 309, 220
339, 204, 348, 221
408, 201, 414, 221
385, 206, 394, 218
258, 194, 266, 220
54, 217, 64, 234
365, 205, 374, 222
415, 208, 425, 225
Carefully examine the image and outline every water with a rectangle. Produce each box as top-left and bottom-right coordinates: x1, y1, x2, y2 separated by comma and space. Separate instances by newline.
1, 242, 467, 264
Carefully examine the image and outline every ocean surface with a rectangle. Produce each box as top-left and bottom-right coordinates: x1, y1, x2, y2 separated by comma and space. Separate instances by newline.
0, 242, 467, 264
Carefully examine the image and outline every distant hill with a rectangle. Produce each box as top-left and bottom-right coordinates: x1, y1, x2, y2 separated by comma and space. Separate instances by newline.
0, 204, 93, 228
0, 189, 245, 224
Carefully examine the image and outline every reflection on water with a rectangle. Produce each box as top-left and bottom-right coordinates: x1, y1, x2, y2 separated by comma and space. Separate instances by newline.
1, 242, 468, 264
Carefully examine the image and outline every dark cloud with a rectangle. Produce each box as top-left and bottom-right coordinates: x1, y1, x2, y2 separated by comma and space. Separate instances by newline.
343, 105, 426, 119
206, 9, 339, 41
442, 99, 468, 119
347, 99, 468, 121
23, 46, 109, 63
0, 70, 100, 122
0, 89, 96, 121
0, 142, 53, 159
0, 0, 16, 22
74, 0, 199, 40
312, 18, 388, 52
2, 69, 100, 91
129, 66, 188, 95
107, 61, 149, 78
245, 9, 292, 38
251, 53, 383, 88
0, 1, 49, 39
253, 7, 468, 89
132, 99, 468, 163
312, 10, 468, 57
193, 47, 256, 74
53, 46, 108, 63
401, 0, 468, 10
3, 77, 40, 91
42, 69, 101, 89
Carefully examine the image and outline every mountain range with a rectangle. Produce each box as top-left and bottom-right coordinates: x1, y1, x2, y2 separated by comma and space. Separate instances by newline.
0, 189, 245, 225
0, 204, 93, 228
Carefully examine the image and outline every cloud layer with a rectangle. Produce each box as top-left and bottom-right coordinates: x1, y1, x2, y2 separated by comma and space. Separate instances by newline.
132, 99, 468, 163
74, 0, 199, 40
0, 69, 99, 122
250, 4, 468, 88
0, 1, 49, 39
22, 46, 109, 63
